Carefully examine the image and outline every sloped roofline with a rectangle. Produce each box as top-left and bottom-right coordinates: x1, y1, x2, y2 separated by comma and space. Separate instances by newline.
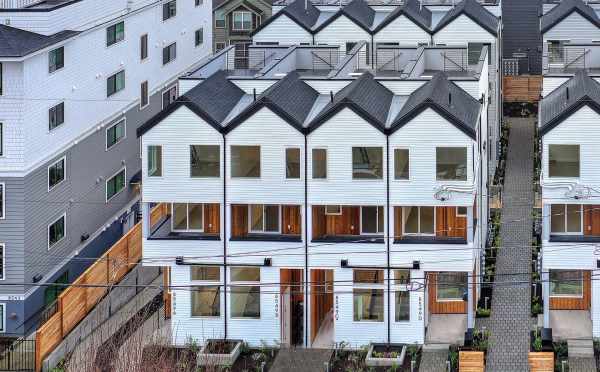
540, 97, 600, 136
251, 8, 315, 35
540, 6, 600, 34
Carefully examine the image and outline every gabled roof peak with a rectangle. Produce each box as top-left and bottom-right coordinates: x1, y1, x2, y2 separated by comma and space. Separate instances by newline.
433, 0, 498, 36
541, 0, 600, 33
374, 0, 432, 33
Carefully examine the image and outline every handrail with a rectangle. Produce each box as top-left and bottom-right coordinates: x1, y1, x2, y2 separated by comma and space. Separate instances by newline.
564, 48, 590, 69
377, 51, 403, 72
311, 50, 336, 69
441, 51, 466, 72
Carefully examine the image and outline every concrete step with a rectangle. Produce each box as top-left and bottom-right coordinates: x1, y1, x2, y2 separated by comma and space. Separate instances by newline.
568, 339, 594, 357
423, 343, 450, 351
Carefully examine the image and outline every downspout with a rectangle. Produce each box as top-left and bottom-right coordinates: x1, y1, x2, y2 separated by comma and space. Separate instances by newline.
304, 134, 309, 347
386, 135, 391, 344
223, 133, 228, 339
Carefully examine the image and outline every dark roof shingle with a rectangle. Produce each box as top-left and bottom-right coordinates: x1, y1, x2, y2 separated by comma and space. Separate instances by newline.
0, 25, 79, 58
374, 0, 432, 33
434, 0, 498, 36
540, 0, 600, 33
253, 0, 320, 35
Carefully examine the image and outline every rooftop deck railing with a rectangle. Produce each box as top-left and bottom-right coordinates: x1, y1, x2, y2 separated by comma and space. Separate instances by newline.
0, 0, 43, 8
273, 0, 498, 5
543, 46, 599, 75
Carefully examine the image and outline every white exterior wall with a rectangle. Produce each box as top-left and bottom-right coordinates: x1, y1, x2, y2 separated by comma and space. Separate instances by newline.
390, 269, 425, 344
253, 15, 313, 45
314, 16, 372, 59
373, 15, 431, 46
543, 12, 600, 43
0, 62, 25, 171
433, 15, 497, 45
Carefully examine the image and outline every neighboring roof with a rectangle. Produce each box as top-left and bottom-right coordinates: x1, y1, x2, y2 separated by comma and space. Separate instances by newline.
137, 71, 245, 136
308, 72, 393, 132
502, 0, 542, 74
0, 25, 79, 58
433, 0, 498, 36
540, 0, 600, 33
391, 73, 480, 138
226, 71, 320, 132
539, 70, 600, 135
374, 0, 432, 33
252, 0, 320, 35
314, 0, 375, 33
213, 0, 272, 11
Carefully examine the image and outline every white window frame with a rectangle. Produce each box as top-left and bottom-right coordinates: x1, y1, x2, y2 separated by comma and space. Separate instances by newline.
325, 205, 342, 215
550, 204, 583, 236
232, 10, 252, 31
352, 269, 385, 323
147, 145, 162, 177
285, 147, 301, 180
140, 80, 149, 110
456, 206, 468, 217
48, 213, 66, 250
436, 146, 469, 182
311, 148, 328, 180
105, 167, 126, 203
352, 146, 384, 180
249, 204, 281, 234
548, 144, 580, 179
171, 203, 204, 232
549, 269, 584, 298
215, 10, 226, 28
0, 183, 5, 220
359, 206, 384, 235
0, 243, 5, 281
393, 147, 411, 181
190, 266, 221, 318
230, 266, 261, 319
105, 118, 126, 151
402, 206, 435, 236
47, 156, 66, 192
230, 145, 261, 179
436, 271, 467, 302
0, 303, 5, 333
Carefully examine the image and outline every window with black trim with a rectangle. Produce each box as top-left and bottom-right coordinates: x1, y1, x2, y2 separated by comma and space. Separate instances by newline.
107, 71, 125, 97
106, 21, 125, 46
106, 119, 125, 150
140, 34, 148, 60
140, 81, 149, 108
106, 168, 126, 201
49, 47, 64, 73
162, 0, 177, 21
360, 206, 384, 235
162, 43, 177, 65
195, 28, 204, 47
48, 157, 66, 190
0, 244, 4, 281
49, 102, 65, 131
48, 214, 66, 249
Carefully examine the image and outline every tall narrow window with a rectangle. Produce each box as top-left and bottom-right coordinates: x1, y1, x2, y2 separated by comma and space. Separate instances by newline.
106, 21, 125, 46
140, 34, 148, 60
286, 148, 300, 179
162, 85, 177, 108
394, 148, 409, 180
106, 168, 126, 201
361, 206, 384, 235
49, 102, 65, 130
231, 146, 260, 177
162, 43, 177, 65
172, 203, 203, 231
402, 206, 434, 235
0, 122, 4, 156
140, 81, 149, 109
353, 270, 384, 322
48, 157, 66, 190
230, 267, 261, 318
106, 119, 126, 150
48, 214, 66, 249
195, 28, 204, 47
395, 291, 409, 321
0, 303, 4, 332
549, 145, 580, 178
353, 147, 383, 179
163, 0, 177, 20
0, 63, 3, 96
191, 145, 220, 177
0, 183, 4, 219
107, 70, 125, 97
147, 146, 162, 177
436, 147, 467, 181
250, 204, 280, 233
215, 10, 225, 28
312, 148, 327, 179
49, 47, 64, 73
0, 244, 4, 280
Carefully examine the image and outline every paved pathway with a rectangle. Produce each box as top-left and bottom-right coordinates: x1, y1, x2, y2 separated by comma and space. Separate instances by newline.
485, 118, 534, 371
419, 344, 449, 372
270, 348, 332, 372
568, 339, 597, 372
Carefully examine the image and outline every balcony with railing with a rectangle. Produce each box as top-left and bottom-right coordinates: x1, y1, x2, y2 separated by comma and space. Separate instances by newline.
401, 46, 487, 79
543, 45, 600, 75
273, 0, 498, 6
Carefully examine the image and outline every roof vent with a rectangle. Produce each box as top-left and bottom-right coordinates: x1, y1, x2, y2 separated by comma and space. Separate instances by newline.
330, 90, 334, 103
253, 88, 257, 101
566, 86, 569, 101
448, 92, 452, 107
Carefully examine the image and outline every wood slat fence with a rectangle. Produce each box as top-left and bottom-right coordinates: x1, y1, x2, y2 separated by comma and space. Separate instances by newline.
459, 350, 485, 372
35, 203, 168, 372
503, 76, 543, 103
528, 352, 554, 372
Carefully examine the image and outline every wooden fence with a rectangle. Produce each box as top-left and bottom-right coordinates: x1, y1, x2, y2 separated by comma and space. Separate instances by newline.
459, 351, 485, 372
503, 75, 543, 103
35, 203, 168, 372
528, 352, 554, 372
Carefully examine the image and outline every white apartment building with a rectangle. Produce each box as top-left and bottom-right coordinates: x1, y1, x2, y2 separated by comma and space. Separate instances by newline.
0, 0, 211, 337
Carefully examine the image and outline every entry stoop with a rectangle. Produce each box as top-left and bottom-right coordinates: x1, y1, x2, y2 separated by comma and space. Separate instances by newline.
270, 348, 333, 372
568, 339, 597, 372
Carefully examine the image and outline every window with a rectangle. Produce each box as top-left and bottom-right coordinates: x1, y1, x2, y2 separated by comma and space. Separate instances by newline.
0, 244, 4, 280
0, 303, 4, 333
286, 148, 300, 179
0, 63, 2, 95
106, 119, 126, 150
436, 147, 467, 181
549, 144, 579, 178
457, 206, 467, 217
106, 168, 126, 201
106, 21, 125, 46
195, 0, 203, 5
107, 71, 125, 97
395, 291, 410, 321
230, 267, 260, 318
49, 47, 64, 73
191, 266, 220, 281
162, 85, 177, 108
191, 145, 220, 177
393, 269, 410, 285
195, 28, 204, 47
0, 183, 4, 219
232, 11, 252, 30
550, 270, 583, 297
436, 272, 467, 301
231, 146, 260, 177
548, 40, 566, 63
163, 0, 177, 20
147, 145, 162, 177
250, 204, 280, 233
361, 206, 384, 235
48, 214, 66, 249
191, 266, 220, 317
394, 148, 410, 180
325, 205, 342, 215
352, 147, 383, 179
49, 102, 65, 131
216, 42, 226, 51
140, 81, 149, 108
550, 204, 582, 234
312, 148, 327, 179
48, 157, 66, 190
140, 34, 148, 60
0, 123, 3, 156
215, 10, 225, 28
468, 43, 491, 65
163, 42, 177, 65
353, 270, 384, 322
402, 206, 434, 235
172, 203, 203, 231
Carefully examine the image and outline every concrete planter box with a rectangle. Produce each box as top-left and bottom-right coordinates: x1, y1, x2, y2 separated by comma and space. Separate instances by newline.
365, 343, 406, 367
197, 339, 243, 367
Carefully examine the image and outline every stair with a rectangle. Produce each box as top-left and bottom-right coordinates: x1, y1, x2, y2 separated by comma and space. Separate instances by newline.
568, 339, 594, 357
419, 344, 449, 372
270, 348, 332, 372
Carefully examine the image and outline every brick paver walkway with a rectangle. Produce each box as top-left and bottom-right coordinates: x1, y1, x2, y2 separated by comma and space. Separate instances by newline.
485, 118, 534, 371
569, 357, 597, 372
419, 344, 449, 372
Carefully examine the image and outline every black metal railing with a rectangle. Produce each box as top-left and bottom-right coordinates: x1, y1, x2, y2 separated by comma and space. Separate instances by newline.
376, 49, 404, 72
273, 0, 497, 5
546, 47, 591, 74
0, 338, 35, 371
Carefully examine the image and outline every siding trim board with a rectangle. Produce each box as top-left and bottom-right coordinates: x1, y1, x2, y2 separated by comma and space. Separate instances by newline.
137, 99, 222, 137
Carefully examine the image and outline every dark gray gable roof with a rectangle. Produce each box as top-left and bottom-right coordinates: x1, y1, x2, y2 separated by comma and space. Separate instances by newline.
540, 0, 600, 33
391, 73, 479, 139
308, 72, 393, 132
225, 71, 320, 132
0, 25, 79, 58
137, 71, 245, 137
314, 0, 375, 33
540, 70, 600, 135
252, 0, 320, 35
374, 0, 432, 33
433, 0, 498, 36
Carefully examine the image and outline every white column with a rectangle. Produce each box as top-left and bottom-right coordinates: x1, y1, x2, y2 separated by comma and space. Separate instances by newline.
142, 202, 150, 238
467, 272, 474, 328
542, 270, 550, 328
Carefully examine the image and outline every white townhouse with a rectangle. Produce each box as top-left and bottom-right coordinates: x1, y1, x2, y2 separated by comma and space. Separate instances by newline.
538, 70, 600, 338
139, 47, 488, 348
0, 0, 211, 337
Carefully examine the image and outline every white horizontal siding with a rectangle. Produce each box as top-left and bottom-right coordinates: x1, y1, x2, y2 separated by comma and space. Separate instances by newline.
227, 240, 306, 267
593, 274, 600, 337
179, 79, 202, 95
314, 16, 372, 52
305, 80, 352, 94
454, 81, 481, 99
542, 77, 569, 97
143, 238, 224, 266
433, 15, 497, 44
390, 242, 475, 272
541, 241, 596, 270
253, 15, 313, 45
543, 12, 600, 43
142, 106, 224, 204
390, 270, 425, 344
373, 15, 431, 46
230, 80, 276, 94
379, 80, 426, 95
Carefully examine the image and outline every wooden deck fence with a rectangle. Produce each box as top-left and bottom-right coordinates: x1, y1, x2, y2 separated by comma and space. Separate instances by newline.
503, 75, 543, 103
528, 352, 554, 372
459, 350, 485, 372
34, 203, 168, 372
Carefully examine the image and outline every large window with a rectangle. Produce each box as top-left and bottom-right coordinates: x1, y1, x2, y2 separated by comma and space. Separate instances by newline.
402, 206, 434, 235
162, 0, 177, 20
468, 43, 491, 65
548, 40, 565, 63
191, 145, 220, 177
147, 145, 162, 177
436, 147, 467, 181
353, 270, 384, 322
48, 214, 66, 249
286, 148, 300, 179
436, 272, 467, 301
106, 169, 126, 201
106, 119, 125, 150
140, 34, 148, 61
191, 266, 220, 317
48, 157, 66, 190
250, 204, 279, 233
49, 47, 64, 73
49, 102, 65, 131
232, 11, 252, 30
231, 146, 260, 177
361, 206, 384, 235
215, 10, 226, 28
352, 147, 383, 179
549, 145, 579, 178
107, 70, 125, 97
394, 148, 410, 180
172, 203, 203, 232
312, 148, 327, 179
550, 270, 583, 297
230, 267, 260, 318
106, 21, 125, 46
163, 42, 177, 65
550, 204, 582, 234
